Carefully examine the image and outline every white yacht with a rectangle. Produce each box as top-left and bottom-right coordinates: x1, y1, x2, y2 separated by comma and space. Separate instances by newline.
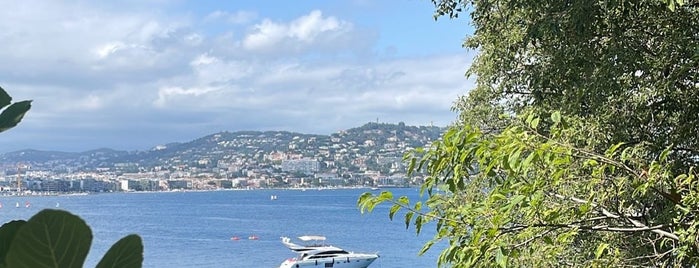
279, 236, 378, 268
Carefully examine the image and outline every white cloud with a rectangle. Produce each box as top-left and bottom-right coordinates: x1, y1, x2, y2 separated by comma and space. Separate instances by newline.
94, 42, 125, 59
242, 10, 354, 53
154, 86, 221, 108
190, 53, 253, 84
205, 10, 258, 24
289, 10, 343, 42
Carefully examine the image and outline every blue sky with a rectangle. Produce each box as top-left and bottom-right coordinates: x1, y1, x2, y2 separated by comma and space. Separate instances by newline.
0, 0, 475, 153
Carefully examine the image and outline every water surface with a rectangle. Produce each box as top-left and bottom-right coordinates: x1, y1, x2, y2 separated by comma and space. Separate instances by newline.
0, 188, 444, 267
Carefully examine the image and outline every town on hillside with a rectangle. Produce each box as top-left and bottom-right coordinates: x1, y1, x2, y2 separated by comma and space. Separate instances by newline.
0, 122, 444, 194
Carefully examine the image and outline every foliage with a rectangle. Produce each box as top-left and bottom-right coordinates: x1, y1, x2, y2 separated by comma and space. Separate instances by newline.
0, 86, 31, 134
0, 209, 143, 268
361, 113, 698, 266
359, 0, 698, 267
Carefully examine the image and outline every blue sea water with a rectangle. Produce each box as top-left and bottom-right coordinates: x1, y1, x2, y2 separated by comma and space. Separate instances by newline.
0, 188, 444, 267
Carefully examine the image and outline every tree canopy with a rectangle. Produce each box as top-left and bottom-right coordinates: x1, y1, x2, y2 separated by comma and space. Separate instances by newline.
359, 0, 699, 266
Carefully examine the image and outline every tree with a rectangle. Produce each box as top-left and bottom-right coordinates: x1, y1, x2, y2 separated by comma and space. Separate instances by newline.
359, 0, 699, 266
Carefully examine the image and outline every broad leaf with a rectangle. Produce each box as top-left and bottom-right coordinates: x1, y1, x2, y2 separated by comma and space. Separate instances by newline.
0, 100, 32, 133
0, 220, 26, 265
5, 209, 92, 268
96, 234, 144, 268
0, 86, 10, 109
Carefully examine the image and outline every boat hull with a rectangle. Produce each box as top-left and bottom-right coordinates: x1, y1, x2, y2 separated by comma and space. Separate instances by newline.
279, 256, 377, 268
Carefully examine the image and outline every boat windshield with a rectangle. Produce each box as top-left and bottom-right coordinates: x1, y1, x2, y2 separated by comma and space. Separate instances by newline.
305, 250, 351, 259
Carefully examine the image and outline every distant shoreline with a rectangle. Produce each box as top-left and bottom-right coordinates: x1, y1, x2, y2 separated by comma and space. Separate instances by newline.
0, 185, 413, 198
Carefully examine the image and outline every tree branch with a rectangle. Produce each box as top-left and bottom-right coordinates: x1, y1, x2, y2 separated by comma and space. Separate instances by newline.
549, 192, 679, 240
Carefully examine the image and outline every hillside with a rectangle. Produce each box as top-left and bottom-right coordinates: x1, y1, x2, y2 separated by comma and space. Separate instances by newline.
0, 122, 444, 174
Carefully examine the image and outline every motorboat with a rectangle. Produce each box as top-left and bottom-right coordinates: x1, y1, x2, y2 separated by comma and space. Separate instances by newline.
279, 236, 378, 268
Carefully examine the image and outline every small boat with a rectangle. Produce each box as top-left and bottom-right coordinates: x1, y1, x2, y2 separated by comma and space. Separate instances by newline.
15, 202, 19, 208
270, 195, 278, 200
25, 201, 30, 208
231, 236, 240, 241
279, 236, 378, 268
249, 235, 259, 240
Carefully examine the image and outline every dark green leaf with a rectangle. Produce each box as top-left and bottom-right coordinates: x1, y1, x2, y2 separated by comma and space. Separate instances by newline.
0, 220, 26, 265
0, 100, 32, 133
404, 211, 414, 230
543, 236, 553, 245
415, 215, 424, 233
96, 234, 143, 268
0, 86, 10, 109
5, 209, 92, 268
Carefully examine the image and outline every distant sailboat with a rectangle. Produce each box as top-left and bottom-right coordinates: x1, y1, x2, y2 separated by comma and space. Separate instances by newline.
56, 202, 60, 208
15, 202, 19, 208
25, 201, 30, 208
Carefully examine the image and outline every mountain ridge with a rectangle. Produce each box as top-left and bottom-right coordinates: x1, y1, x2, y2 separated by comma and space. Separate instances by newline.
0, 122, 445, 172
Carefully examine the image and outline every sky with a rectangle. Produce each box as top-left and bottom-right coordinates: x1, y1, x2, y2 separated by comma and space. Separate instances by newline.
0, 0, 475, 153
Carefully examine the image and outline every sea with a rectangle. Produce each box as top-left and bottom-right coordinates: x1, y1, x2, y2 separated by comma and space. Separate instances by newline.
0, 188, 444, 267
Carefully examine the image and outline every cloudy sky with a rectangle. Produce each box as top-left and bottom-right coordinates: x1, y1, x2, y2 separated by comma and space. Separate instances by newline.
0, 0, 475, 153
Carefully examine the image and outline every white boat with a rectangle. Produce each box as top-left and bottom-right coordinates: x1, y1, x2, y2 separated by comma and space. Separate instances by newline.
279, 236, 378, 268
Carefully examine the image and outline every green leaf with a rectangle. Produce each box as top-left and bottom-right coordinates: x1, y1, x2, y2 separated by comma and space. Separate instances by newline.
407, 157, 417, 175
659, 145, 672, 161
550, 111, 561, 124
418, 240, 435, 256
495, 247, 508, 268
525, 112, 534, 125
357, 192, 374, 213
508, 148, 522, 171
543, 236, 553, 245
414, 201, 422, 212
389, 204, 402, 221
415, 215, 424, 233
0, 100, 32, 133
96, 234, 143, 268
530, 117, 540, 129
5, 209, 92, 268
0, 220, 26, 265
378, 191, 393, 201
510, 195, 525, 206
396, 196, 410, 206
606, 142, 625, 156
404, 211, 414, 230
595, 243, 609, 259
0, 86, 11, 109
